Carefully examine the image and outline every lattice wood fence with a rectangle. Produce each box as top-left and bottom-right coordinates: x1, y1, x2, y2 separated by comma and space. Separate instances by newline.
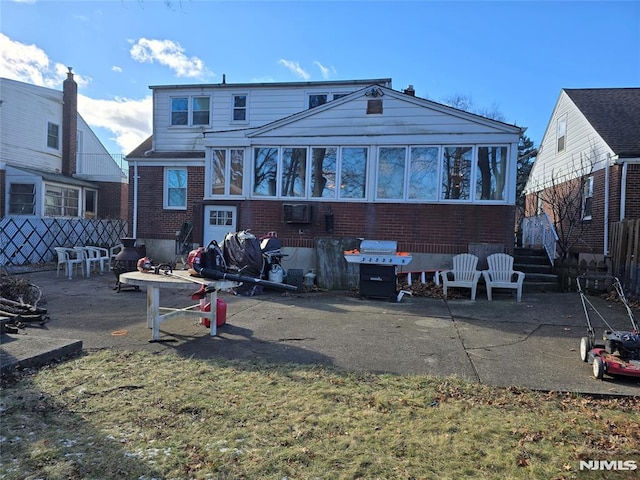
0, 217, 128, 266
609, 219, 640, 296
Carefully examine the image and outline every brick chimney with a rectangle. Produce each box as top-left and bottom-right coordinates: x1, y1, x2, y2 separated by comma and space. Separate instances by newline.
403, 85, 416, 96
62, 67, 78, 176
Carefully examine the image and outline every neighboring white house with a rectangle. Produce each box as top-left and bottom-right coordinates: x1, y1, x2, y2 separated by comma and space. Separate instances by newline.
0, 72, 127, 221
127, 78, 522, 282
523, 88, 640, 259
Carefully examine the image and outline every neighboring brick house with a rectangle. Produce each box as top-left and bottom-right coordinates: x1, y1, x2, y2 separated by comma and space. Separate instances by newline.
0, 71, 128, 221
523, 88, 640, 260
126, 78, 522, 281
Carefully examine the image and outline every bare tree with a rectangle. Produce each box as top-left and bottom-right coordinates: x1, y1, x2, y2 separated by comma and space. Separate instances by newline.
527, 144, 597, 260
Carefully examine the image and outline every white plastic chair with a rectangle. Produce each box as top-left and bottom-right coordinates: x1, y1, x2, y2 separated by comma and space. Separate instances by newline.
54, 247, 85, 279
482, 253, 525, 302
85, 246, 110, 275
440, 253, 481, 300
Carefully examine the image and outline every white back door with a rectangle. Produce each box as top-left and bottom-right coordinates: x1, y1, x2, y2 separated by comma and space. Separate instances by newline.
203, 205, 237, 245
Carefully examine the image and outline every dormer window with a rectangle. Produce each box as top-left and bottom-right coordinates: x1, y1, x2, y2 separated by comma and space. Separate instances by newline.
171, 96, 211, 126
232, 94, 247, 122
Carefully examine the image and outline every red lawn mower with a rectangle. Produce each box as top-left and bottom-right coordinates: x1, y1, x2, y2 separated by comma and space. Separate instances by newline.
578, 275, 640, 380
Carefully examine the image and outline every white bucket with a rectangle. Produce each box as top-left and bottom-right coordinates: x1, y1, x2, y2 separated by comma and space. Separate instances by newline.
268, 265, 284, 283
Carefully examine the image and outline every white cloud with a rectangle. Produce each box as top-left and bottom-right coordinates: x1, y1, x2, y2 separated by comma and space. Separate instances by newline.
313, 61, 336, 80
1, 33, 150, 154
278, 59, 310, 80
78, 94, 152, 155
112, 65, 123, 73
130, 38, 211, 79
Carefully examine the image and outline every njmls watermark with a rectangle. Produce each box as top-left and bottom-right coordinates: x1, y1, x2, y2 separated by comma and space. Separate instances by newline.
579, 460, 638, 471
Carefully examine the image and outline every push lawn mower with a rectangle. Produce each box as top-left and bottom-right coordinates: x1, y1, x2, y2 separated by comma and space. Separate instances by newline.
577, 275, 640, 380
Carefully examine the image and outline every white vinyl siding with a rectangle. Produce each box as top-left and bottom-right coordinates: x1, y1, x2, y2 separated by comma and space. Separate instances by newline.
525, 90, 613, 194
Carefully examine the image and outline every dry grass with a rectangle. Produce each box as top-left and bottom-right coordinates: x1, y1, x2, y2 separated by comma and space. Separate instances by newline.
1, 350, 639, 479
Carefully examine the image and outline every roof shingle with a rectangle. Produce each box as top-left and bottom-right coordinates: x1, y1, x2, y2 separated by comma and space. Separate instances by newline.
564, 88, 640, 157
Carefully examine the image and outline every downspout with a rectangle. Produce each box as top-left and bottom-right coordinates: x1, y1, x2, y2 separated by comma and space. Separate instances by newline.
620, 161, 628, 221
603, 153, 609, 256
133, 159, 139, 238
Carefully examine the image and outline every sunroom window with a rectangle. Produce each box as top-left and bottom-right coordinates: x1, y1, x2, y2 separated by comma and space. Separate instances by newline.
45, 184, 79, 217
441, 147, 472, 200
310, 148, 337, 198
409, 147, 439, 200
281, 148, 307, 198
212, 149, 244, 196
9, 183, 36, 215
476, 146, 508, 200
377, 147, 406, 199
339, 147, 367, 199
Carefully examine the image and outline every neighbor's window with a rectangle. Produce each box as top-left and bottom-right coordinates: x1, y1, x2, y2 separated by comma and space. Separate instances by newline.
281, 147, 307, 198
340, 147, 367, 199
232, 94, 247, 121
211, 149, 244, 196
45, 184, 79, 217
310, 147, 337, 198
164, 168, 187, 209
409, 146, 439, 200
192, 96, 210, 126
557, 117, 567, 152
171, 97, 188, 126
441, 146, 472, 200
582, 176, 594, 219
253, 147, 279, 196
476, 146, 508, 201
47, 122, 60, 150
377, 147, 406, 199
9, 183, 36, 215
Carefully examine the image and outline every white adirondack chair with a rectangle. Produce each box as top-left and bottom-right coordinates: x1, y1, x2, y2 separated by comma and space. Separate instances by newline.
440, 253, 481, 300
482, 253, 525, 302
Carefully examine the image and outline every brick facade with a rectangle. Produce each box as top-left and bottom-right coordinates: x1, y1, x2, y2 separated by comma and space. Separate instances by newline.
524, 162, 639, 256
131, 165, 515, 254
98, 181, 128, 219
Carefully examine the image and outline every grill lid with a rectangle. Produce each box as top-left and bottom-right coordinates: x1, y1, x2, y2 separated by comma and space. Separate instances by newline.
359, 240, 397, 255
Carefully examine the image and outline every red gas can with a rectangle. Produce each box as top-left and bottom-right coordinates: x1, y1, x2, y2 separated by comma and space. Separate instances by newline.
201, 298, 227, 328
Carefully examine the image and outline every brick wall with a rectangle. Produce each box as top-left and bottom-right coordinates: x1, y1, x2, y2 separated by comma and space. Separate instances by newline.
98, 181, 128, 220
522, 164, 637, 256
130, 165, 515, 254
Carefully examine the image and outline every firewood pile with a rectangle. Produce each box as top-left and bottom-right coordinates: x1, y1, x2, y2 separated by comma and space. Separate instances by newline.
0, 275, 48, 333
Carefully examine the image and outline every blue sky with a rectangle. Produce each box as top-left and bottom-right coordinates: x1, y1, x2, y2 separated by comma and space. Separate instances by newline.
1, 0, 638, 155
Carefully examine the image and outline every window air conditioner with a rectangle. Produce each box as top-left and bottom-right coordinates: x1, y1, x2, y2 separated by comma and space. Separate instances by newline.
283, 204, 312, 224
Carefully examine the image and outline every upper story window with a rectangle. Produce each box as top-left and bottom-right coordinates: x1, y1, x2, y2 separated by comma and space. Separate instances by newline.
308, 94, 328, 109
164, 168, 187, 209
47, 122, 60, 150
9, 183, 36, 215
171, 96, 210, 126
45, 184, 79, 217
192, 97, 210, 125
232, 94, 247, 122
557, 117, 567, 153
308, 91, 352, 109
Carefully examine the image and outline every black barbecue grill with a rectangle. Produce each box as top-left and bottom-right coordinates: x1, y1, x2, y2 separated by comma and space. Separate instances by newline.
344, 240, 412, 301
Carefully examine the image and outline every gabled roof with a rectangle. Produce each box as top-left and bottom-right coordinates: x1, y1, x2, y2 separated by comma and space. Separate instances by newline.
243, 84, 522, 138
564, 88, 640, 157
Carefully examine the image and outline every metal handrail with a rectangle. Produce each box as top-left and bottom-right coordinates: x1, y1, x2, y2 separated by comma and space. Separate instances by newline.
521, 213, 559, 265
